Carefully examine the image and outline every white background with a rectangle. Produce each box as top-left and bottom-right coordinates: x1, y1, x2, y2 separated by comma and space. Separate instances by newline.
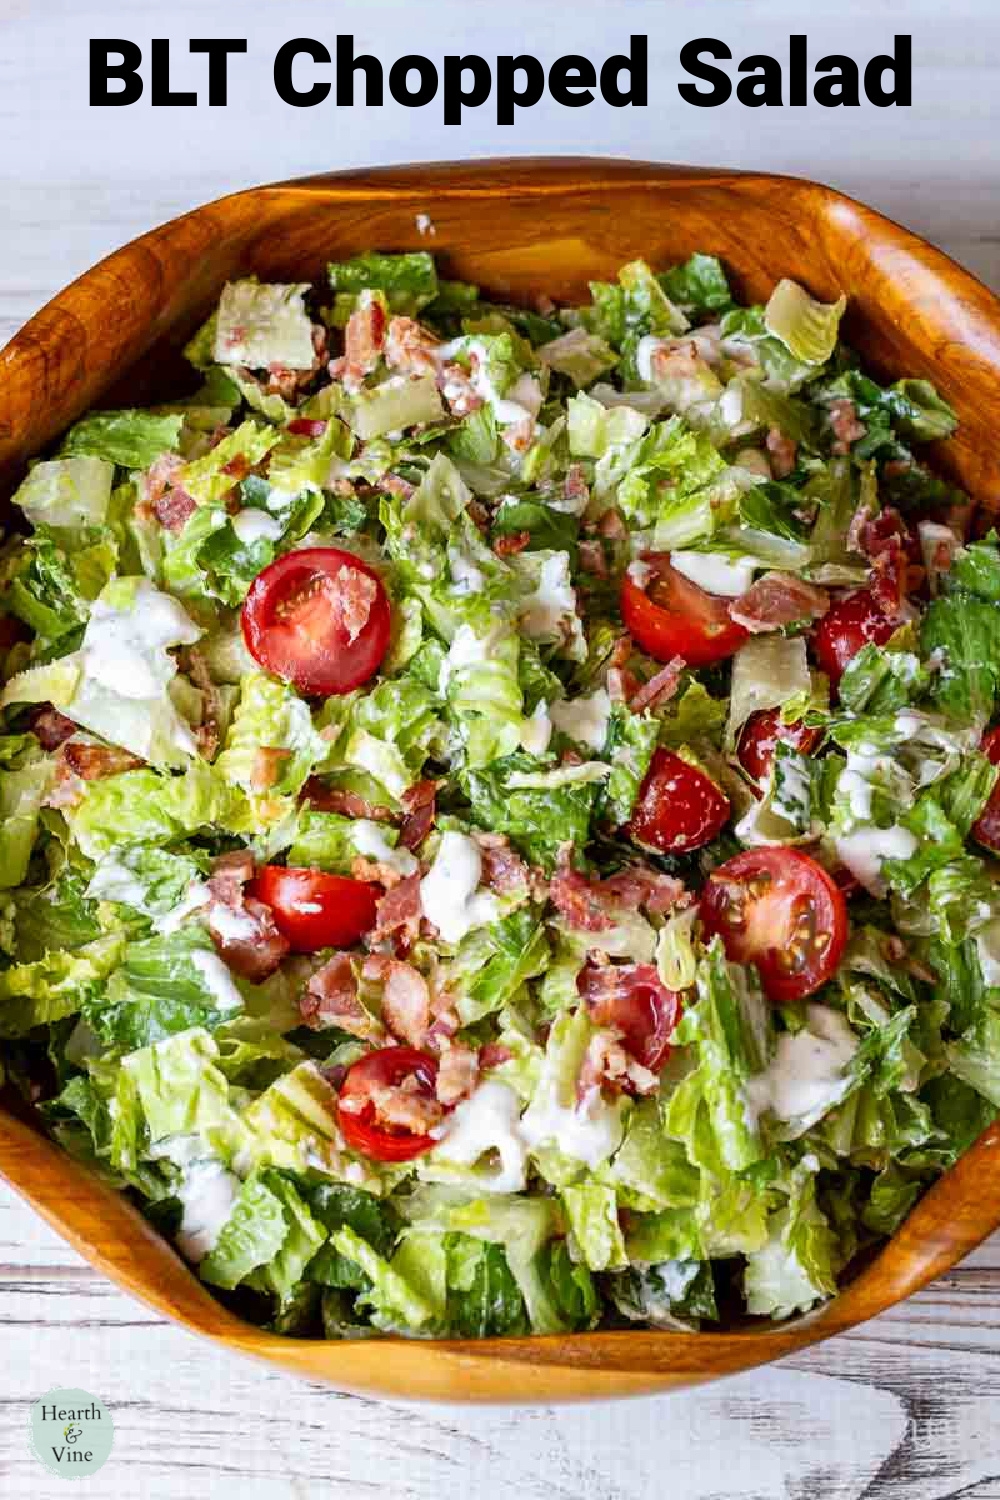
3, 3, 1000, 1497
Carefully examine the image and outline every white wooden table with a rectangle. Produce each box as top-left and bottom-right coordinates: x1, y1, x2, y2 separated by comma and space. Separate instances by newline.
4, 2, 1000, 1494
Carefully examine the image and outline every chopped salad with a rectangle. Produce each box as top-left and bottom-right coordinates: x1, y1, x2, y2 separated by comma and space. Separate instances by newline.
1, 247, 998, 1340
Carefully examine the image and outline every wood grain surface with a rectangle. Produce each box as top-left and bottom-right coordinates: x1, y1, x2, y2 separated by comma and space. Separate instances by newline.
5, 1, 1000, 1490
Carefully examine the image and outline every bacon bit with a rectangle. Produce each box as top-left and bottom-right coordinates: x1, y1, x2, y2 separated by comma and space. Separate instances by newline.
351, 856, 403, 888
222, 454, 251, 483
385, 316, 441, 375
43, 756, 85, 810
564, 463, 590, 509
251, 745, 293, 793
303, 779, 400, 823
382, 472, 416, 502
859, 507, 909, 560
847, 497, 877, 554
597, 509, 627, 541
629, 656, 685, 713
207, 849, 256, 903
467, 498, 490, 533
474, 832, 529, 895
869, 547, 907, 617
301, 954, 384, 1039
548, 848, 618, 933
370, 872, 424, 949
287, 418, 328, 438
607, 667, 640, 704
63, 742, 145, 780
438, 360, 484, 418
828, 398, 866, 454
209, 895, 290, 982
144, 449, 197, 534
436, 1043, 479, 1106
343, 1078, 445, 1135
480, 1043, 513, 1070
29, 705, 76, 751
728, 572, 830, 633
341, 296, 387, 394
186, 647, 223, 763
363, 957, 431, 1048
598, 867, 688, 916
399, 779, 438, 853
578, 1027, 659, 1100
493, 530, 531, 558
766, 426, 797, 479
578, 539, 608, 578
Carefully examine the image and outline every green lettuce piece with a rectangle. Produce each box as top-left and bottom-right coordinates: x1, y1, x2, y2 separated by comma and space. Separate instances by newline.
174, 421, 281, 506
599, 705, 658, 826
347, 374, 444, 441
327, 251, 438, 318
921, 596, 1000, 720
216, 672, 327, 801
619, 258, 689, 337
85, 846, 205, 925
444, 911, 549, 1026
949, 536, 1000, 600
461, 752, 597, 871
608, 1260, 718, 1327
566, 391, 649, 459
213, 280, 316, 370
0, 755, 52, 888
537, 327, 617, 387
332, 1225, 437, 1331
200, 1170, 325, 1305
268, 418, 352, 495
838, 643, 929, 715
608, 417, 725, 532
726, 635, 813, 747
121, 1027, 246, 1158
237, 1062, 385, 1186
814, 369, 958, 446
443, 1234, 530, 1337
68, 761, 242, 860
0, 933, 125, 1038
743, 1168, 839, 1319
763, 279, 846, 366
560, 1182, 627, 1271
11, 457, 113, 529
719, 306, 823, 394
306, 1184, 401, 1290
87, 927, 244, 1051
6, 867, 103, 961
604, 1097, 701, 1212
59, 410, 184, 470
658, 254, 733, 318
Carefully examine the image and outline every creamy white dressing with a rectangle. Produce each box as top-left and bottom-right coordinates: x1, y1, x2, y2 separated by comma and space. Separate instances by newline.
520, 1079, 624, 1169
232, 507, 284, 546
81, 582, 200, 701
447, 546, 486, 595
549, 689, 612, 752
419, 831, 499, 945
635, 334, 663, 384
439, 623, 491, 694
206, 904, 260, 943
85, 856, 150, 911
351, 819, 419, 877
191, 950, 244, 1010
431, 1080, 528, 1192
670, 551, 756, 597
744, 1004, 858, 1130
517, 551, 577, 639
834, 824, 917, 896
175, 1158, 240, 1263
155, 880, 211, 934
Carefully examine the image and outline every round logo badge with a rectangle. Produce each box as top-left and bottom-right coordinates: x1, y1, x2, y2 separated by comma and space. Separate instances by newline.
28, 1389, 114, 1480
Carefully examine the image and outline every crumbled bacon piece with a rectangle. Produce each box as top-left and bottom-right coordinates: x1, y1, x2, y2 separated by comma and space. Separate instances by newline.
629, 656, 685, 713
29, 705, 76, 751
493, 530, 531, 558
765, 426, 797, 479
869, 546, 908, 617
435, 1043, 479, 1106
207, 849, 255, 903
438, 361, 484, 418
548, 849, 618, 933
43, 756, 85, 810
301, 954, 384, 1039
186, 647, 223, 763
341, 295, 387, 392
142, 454, 196, 533
251, 745, 293, 793
303, 779, 399, 823
578, 539, 608, 578
208, 896, 290, 982
384, 316, 441, 375
342, 1077, 444, 1135
381, 472, 415, 502
399, 779, 438, 853
728, 572, 830, 633
369, 872, 423, 949
597, 509, 627, 540
847, 497, 877, 555
828, 399, 866, 454
474, 833, 529, 895
351, 856, 402, 888
598, 867, 687, 916
607, 667, 639, 704
578, 1027, 659, 1099
295, 568, 376, 646
63, 742, 144, 780
467, 498, 490, 533
363, 957, 431, 1048
564, 463, 590, 510
479, 1043, 513, 1070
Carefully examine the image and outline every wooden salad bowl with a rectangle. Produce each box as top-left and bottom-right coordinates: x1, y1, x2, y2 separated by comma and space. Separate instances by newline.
2, 158, 1000, 1402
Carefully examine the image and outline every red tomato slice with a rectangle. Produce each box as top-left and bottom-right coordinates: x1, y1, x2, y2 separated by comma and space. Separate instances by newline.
620, 554, 749, 667
971, 726, 1000, 851
812, 587, 896, 688
337, 1046, 440, 1162
250, 866, 379, 952
241, 547, 391, 697
628, 747, 731, 854
578, 963, 683, 1078
737, 708, 822, 788
285, 418, 328, 438
699, 848, 848, 1003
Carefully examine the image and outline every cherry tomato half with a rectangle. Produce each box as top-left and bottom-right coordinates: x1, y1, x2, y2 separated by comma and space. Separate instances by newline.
578, 963, 683, 1078
250, 865, 380, 952
241, 547, 391, 698
628, 747, 731, 854
620, 554, 749, 667
337, 1046, 441, 1162
812, 587, 896, 689
699, 848, 848, 1004
737, 708, 822, 788
971, 727, 1000, 852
